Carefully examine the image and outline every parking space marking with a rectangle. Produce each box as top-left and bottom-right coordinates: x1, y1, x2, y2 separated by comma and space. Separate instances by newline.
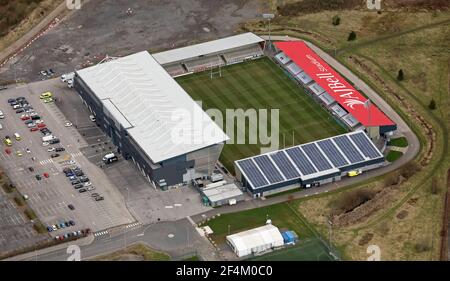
39, 159, 54, 165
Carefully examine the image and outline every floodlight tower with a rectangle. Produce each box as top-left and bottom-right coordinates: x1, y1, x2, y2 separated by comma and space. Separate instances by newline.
262, 13, 275, 51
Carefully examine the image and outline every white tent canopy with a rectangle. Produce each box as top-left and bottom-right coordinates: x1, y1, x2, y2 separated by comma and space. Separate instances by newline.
226, 224, 284, 257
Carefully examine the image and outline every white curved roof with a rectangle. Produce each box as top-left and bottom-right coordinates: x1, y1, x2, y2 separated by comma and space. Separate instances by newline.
226, 224, 284, 254
76, 51, 229, 163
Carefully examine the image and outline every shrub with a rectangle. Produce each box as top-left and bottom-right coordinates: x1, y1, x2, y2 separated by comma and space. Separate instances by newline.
332, 15, 341, 26
428, 99, 436, 110
331, 189, 376, 215
14, 196, 25, 206
397, 69, 404, 81
33, 222, 46, 234
347, 31, 356, 41
24, 208, 37, 220
400, 161, 420, 179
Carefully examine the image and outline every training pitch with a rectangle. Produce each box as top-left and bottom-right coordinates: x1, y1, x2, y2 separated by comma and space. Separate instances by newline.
176, 57, 346, 173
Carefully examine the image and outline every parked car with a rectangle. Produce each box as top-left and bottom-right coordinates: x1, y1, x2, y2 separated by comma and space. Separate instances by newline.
31, 115, 41, 120
79, 177, 90, 183
28, 167, 34, 172
47, 147, 56, 152
64, 122, 73, 127
59, 222, 66, 228
15, 109, 24, 113
49, 139, 60, 144
47, 226, 53, 232
69, 220, 75, 226
7, 98, 16, 103
43, 173, 49, 178
50, 153, 60, 158
91, 193, 100, 198
52, 225, 58, 231
42, 142, 50, 146
24, 119, 33, 124
68, 204, 75, 210
95, 196, 104, 201
37, 123, 46, 128
35, 175, 41, 181
87, 186, 95, 191
35, 120, 44, 124
73, 183, 83, 189
55, 147, 65, 152
79, 188, 87, 193
20, 116, 30, 121
71, 180, 81, 185
30, 127, 39, 132
39, 92, 52, 99
27, 123, 36, 128
83, 182, 92, 187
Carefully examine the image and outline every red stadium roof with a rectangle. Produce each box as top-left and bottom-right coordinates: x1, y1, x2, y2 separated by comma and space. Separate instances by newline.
274, 41, 395, 127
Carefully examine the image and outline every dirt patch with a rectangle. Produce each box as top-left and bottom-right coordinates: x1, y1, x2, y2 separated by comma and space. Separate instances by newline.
358, 232, 374, 246
276, 0, 363, 17
390, 0, 450, 10
396, 210, 409, 219
407, 197, 419, 206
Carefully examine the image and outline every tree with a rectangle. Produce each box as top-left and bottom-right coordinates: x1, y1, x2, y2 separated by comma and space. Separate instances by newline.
397, 69, 404, 81
332, 15, 341, 26
428, 99, 436, 110
347, 31, 356, 41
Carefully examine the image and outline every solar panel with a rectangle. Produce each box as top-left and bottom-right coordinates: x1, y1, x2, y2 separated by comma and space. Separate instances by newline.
317, 139, 349, 167
301, 144, 333, 171
333, 135, 365, 163
237, 159, 269, 188
349, 132, 382, 159
285, 147, 317, 175
270, 151, 301, 179
254, 155, 284, 184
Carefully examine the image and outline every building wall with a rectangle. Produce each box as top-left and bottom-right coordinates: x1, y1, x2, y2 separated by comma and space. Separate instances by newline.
74, 74, 222, 189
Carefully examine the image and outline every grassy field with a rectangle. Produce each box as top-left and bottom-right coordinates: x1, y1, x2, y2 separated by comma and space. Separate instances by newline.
241, 2, 450, 260
249, 238, 334, 261
201, 202, 337, 260
203, 203, 314, 244
386, 150, 404, 162
388, 137, 409, 147
176, 58, 346, 172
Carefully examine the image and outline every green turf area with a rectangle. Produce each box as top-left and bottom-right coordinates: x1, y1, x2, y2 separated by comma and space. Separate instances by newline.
176, 58, 346, 173
203, 203, 314, 244
386, 150, 403, 162
249, 238, 334, 261
388, 137, 408, 147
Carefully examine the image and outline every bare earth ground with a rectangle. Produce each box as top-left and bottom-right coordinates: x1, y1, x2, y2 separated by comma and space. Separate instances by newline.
0, 0, 266, 82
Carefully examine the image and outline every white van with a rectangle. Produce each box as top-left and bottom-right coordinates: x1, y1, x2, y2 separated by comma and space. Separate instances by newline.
42, 135, 56, 142
13, 104, 21, 110
0, 110, 4, 119
102, 153, 118, 164
61, 72, 75, 82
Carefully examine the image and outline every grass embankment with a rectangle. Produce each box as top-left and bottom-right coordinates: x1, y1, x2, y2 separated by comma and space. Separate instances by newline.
242, 2, 450, 260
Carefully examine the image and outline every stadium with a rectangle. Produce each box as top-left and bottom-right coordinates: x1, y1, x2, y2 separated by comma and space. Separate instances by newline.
73, 32, 396, 195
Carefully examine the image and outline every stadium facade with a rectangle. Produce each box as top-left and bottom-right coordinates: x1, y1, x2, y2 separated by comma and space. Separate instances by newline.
73, 33, 264, 190
235, 131, 386, 197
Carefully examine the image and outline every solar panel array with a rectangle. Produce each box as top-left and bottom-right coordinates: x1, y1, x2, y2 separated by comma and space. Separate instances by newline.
236, 131, 384, 189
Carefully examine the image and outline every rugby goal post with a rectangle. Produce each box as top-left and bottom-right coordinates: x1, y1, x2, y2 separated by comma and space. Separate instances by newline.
210, 55, 223, 79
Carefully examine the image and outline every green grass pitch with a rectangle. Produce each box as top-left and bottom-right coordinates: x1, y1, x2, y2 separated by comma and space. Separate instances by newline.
176, 57, 346, 173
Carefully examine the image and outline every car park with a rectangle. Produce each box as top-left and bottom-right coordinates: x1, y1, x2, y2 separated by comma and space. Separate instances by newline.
71, 180, 81, 185
49, 138, 60, 144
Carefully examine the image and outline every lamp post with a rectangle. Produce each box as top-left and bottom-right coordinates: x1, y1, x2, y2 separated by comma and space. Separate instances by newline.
262, 13, 275, 51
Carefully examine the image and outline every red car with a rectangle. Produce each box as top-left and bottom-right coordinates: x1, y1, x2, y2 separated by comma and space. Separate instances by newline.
21, 116, 31, 121
30, 127, 39, 132
43, 172, 49, 178
5, 148, 11, 154
37, 123, 46, 128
